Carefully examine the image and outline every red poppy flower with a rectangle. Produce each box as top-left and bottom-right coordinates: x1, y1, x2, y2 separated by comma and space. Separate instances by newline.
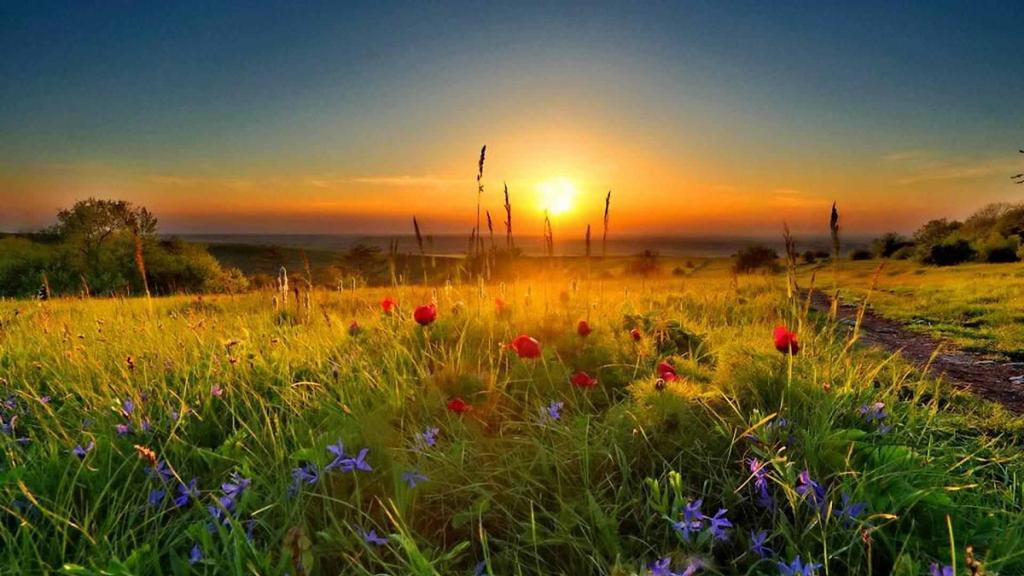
446, 396, 472, 413
380, 297, 396, 314
570, 371, 598, 388
509, 334, 542, 359
576, 320, 593, 337
414, 303, 438, 326
656, 360, 678, 381
629, 328, 642, 341
495, 298, 507, 313
773, 325, 800, 355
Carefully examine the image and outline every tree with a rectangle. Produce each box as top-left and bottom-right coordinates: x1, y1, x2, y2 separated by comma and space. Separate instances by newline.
870, 232, 913, 258
733, 245, 781, 273
912, 218, 961, 262
54, 198, 156, 264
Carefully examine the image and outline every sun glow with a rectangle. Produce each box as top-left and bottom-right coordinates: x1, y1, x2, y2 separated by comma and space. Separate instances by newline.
535, 177, 577, 216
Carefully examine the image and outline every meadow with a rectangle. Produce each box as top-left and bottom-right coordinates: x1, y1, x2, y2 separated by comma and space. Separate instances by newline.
0, 260, 1022, 575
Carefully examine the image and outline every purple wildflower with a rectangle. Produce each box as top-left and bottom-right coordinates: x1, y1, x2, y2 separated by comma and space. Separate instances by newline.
777, 556, 822, 576
796, 470, 826, 513
149, 459, 174, 483
189, 543, 202, 565
474, 561, 489, 576
174, 478, 198, 508
859, 402, 886, 422
140, 419, 151, 432
930, 564, 954, 576
116, 423, 131, 436
419, 426, 439, 448
544, 401, 563, 421
360, 528, 388, 546
72, 441, 94, 459
324, 440, 349, 471
1, 415, 17, 435
401, 469, 428, 489
288, 463, 319, 496
748, 458, 774, 507
708, 508, 732, 541
672, 499, 705, 541
148, 489, 166, 507
38, 396, 50, 405
122, 399, 135, 415
649, 557, 700, 576
750, 530, 772, 558
343, 448, 373, 472
835, 493, 866, 526
211, 384, 224, 398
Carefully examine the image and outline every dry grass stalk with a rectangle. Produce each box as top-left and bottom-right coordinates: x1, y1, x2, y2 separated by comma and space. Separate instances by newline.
503, 182, 514, 251
602, 191, 611, 258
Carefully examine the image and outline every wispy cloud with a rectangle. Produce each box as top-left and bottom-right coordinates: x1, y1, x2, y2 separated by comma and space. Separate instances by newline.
350, 175, 468, 187
882, 149, 929, 162
895, 158, 1019, 185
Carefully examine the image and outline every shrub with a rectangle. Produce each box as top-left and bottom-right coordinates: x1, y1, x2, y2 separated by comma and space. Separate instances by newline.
975, 233, 1020, 263
801, 250, 817, 264
733, 245, 780, 273
849, 248, 873, 261
870, 232, 913, 258
925, 237, 977, 266
890, 245, 915, 260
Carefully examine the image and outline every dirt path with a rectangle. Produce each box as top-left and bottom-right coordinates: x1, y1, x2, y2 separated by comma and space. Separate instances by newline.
809, 291, 1024, 413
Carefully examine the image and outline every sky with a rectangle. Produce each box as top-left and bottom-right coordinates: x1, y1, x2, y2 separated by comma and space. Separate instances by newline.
1, 1, 1022, 237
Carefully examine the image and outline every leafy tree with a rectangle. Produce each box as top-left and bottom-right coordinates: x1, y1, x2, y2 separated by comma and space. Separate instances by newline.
870, 232, 913, 258
54, 198, 156, 269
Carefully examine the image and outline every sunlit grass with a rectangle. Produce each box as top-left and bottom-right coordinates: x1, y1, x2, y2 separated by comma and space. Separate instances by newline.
0, 266, 1021, 574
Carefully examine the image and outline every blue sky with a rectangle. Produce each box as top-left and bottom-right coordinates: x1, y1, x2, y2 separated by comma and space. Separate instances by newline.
1, 1, 1022, 234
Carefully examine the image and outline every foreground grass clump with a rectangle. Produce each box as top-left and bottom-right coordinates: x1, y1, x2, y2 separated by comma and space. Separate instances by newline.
0, 273, 1021, 575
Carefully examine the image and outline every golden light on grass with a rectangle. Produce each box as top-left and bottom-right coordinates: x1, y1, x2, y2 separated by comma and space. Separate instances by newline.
535, 177, 577, 217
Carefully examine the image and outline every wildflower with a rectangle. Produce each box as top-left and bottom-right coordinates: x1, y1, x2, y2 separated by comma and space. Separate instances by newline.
38, 395, 50, 405
544, 401, 563, 421
413, 303, 437, 326
325, 440, 349, 471
708, 508, 732, 541
189, 544, 203, 565
509, 334, 542, 359
140, 419, 151, 432
649, 557, 700, 576
148, 459, 173, 482
446, 397, 473, 414
72, 441, 94, 459
174, 478, 198, 508
570, 371, 598, 388
750, 530, 772, 558
122, 399, 135, 415
777, 556, 822, 576
211, 384, 224, 398
773, 325, 800, 355
796, 470, 826, 513
474, 561, 490, 576
1, 415, 17, 435
348, 321, 361, 336
577, 320, 593, 337
341, 448, 373, 473
148, 489, 166, 507
630, 327, 643, 341
401, 469, 428, 488
748, 458, 774, 507
116, 423, 131, 436
222, 472, 251, 498
495, 298, 508, 315
290, 463, 319, 493
929, 564, 954, 576
672, 499, 705, 541
835, 493, 866, 526
380, 297, 396, 314
360, 528, 388, 546
859, 402, 886, 422
657, 360, 678, 381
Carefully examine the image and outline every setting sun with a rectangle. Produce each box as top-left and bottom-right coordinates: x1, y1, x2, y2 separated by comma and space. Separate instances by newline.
535, 177, 577, 217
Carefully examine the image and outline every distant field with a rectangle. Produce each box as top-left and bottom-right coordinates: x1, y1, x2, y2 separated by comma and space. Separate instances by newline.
0, 263, 1021, 574
796, 260, 1024, 360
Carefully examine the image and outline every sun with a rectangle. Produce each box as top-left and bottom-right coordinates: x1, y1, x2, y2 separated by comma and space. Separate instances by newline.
535, 177, 577, 216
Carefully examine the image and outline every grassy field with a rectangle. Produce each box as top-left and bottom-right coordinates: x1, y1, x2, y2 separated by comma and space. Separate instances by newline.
0, 262, 1022, 575
798, 259, 1024, 360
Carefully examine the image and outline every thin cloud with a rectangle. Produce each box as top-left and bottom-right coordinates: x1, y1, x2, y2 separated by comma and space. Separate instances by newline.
896, 158, 1018, 185
351, 175, 468, 187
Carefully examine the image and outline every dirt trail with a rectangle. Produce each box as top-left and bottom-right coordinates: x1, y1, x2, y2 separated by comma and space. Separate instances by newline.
809, 291, 1024, 413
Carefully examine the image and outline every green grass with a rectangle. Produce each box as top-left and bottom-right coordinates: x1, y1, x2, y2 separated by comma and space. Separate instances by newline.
799, 259, 1024, 359
0, 264, 1022, 575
